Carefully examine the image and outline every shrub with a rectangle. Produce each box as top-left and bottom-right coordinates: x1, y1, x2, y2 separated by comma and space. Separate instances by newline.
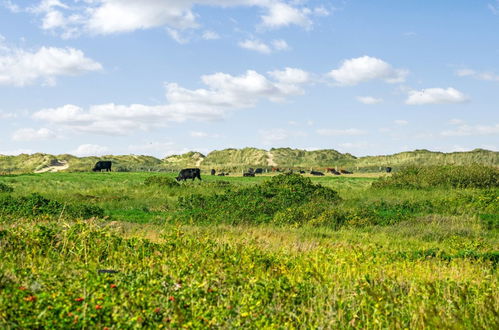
0, 193, 104, 219
372, 165, 499, 189
175, 174, 340, 225
0, 182, 13, 193
144, 176, 180, 188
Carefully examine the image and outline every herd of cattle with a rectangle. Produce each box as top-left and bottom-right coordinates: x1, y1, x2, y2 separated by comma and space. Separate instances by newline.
91, 161, 393, 181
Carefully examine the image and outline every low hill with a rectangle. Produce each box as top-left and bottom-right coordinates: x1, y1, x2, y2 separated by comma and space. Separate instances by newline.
0, 148, 497, 174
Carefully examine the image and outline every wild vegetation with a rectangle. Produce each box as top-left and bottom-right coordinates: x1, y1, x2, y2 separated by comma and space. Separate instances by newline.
0, 167, 497, 328
1, 148, 497, 174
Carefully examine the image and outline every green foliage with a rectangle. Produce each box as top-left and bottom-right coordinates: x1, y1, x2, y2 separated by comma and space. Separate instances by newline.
0, 182, 13, 193
176, 174, 340, 225
0, 221, 497, 328
0, 193, 104, 219
144, 175, 180, 188
373, 165, 499, 189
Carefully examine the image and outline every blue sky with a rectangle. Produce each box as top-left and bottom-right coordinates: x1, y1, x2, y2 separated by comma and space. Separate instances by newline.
0, 0, 498, 157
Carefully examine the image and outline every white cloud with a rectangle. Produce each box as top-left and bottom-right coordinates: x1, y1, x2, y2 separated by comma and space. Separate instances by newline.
72, 144, 109, 157
271, 39, 290, 51
190, 131, 220, 138
489, 1, 499, 15
394, 120, 408, 126
0, 148, 33, 156
357, 96, 383, 104
338, 142, 370, 149
316, 128, 367, 136
11, 128, 57, 141
456, 68, 499, 81
15, 1, 325, 38
238, 39, 271, 54
441, 123, 499, 136
202, 30, 220, 40
328, 56, 408, 86
238, 38, 290, 54
260, 2, 312, 29
268, 67, 310, 84
259, 128, 306, 145
0, 44, 102, 86
406, 88, 469, 105
33, 68, 309, 135
0, 111, 16, 119
449, 118, 465, 125
166, 28, 189, 44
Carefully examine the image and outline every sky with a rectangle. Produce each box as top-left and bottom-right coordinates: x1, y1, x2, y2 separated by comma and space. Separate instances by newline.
0, 0, 498, 158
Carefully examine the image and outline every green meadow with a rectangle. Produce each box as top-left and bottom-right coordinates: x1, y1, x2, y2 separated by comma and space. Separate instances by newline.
0, 167, 498, 328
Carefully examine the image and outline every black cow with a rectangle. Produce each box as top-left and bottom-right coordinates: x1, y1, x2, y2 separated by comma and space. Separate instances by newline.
93, 161, 112, 172
211, 169, 216, 176
255, 168, 263, 174
310, 170, 324, 176
243, 172, 255, 177
386, 167, 392, 173
176, 168, 202, 181
340, 169, 353, 174
217, 173, 226, 176
299, 170, 306, 174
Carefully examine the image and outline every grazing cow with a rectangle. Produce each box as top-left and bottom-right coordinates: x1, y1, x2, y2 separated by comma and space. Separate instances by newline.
386, 167, 392, 173
217, 173, 226, 176
340, 169, 353, 174
272, 167, 280, 172
255, 168, 263, 174
299, 170, 306, 174
243, 172, 255, 177
93, 161, 112, 172
310, 170, 324, 176
211, 169, 216, 176
176, 168, 202, 181
326, 168, 341, 175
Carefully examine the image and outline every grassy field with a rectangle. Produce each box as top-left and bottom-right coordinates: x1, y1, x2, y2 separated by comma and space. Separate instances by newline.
0, 168, 498, 328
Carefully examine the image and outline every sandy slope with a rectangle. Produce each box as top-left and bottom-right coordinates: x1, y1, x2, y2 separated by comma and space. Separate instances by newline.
34, 160, 69, 173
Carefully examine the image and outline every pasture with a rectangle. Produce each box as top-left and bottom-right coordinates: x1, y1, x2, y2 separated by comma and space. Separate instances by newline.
0, 168, 498, 328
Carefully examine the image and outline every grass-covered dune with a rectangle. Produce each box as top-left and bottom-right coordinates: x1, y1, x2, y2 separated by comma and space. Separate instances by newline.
1, 148, 498, 174
0, 166, 497, 327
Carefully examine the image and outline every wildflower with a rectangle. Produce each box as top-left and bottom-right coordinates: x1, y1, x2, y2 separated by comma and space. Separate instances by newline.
95, 304, 103, 310
168, 296, 175, 302
110, 284, 117, 289
75, 297, 84, 302
18, 286, 27, 291
207, 288, 214, 293
24, 295, 36, 302
154, 307, 161, 313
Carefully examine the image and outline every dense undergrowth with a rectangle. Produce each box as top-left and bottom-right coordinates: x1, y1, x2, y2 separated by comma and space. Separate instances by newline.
0, 220, 497, 328
372, 164, 499, 189
0, 170, 497, 327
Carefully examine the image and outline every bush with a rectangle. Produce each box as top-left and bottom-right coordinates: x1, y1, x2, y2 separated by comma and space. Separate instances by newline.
0, 182, 13, 193
0, 193, 104, 219
144, 175, 180, 188
372, 165, 499, 189
175, 174, 340, 225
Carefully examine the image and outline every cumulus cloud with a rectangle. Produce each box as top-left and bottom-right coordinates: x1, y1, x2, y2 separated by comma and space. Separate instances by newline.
33, 68, 310, 135
202, 30, 220, 40
12, 1, 326, 38
238, 39, 290, 54
441, 123, 499, 136
259, 128, 306, 146
328, 56, 408, 86
316, 128, 367, 136
405, 88, 468, 105
11, 128, 57, 141
456, 68, 499, 81
357, 96, 383, 104
190, 131, 220, 138
0, 43, 102, 86
72, 144, 109, 156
